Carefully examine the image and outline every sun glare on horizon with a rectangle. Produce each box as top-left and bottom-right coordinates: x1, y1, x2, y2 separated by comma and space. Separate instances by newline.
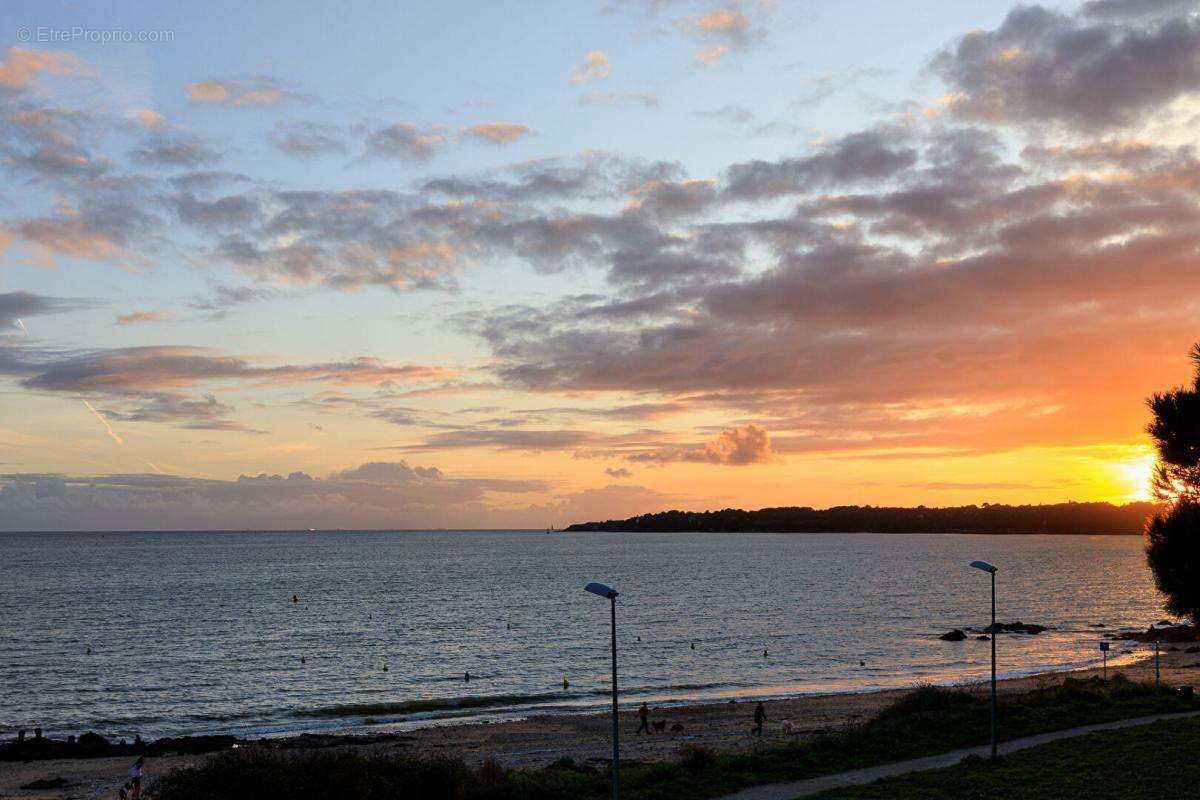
1114, 453, 1156, 503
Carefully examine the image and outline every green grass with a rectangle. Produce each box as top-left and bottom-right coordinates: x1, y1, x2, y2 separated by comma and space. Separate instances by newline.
147, 675, 1197, 800
809, 714, 1200, 800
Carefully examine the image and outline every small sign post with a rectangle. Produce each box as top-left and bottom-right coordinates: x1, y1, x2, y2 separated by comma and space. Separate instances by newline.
1099, 641, 1109, 680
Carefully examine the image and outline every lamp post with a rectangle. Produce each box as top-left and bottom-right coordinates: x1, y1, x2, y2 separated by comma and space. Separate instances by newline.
585, 581, 621, 800
970, 560, 998, 759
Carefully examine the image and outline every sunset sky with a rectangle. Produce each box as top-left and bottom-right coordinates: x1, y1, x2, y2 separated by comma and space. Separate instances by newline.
2, 0, 1198, 529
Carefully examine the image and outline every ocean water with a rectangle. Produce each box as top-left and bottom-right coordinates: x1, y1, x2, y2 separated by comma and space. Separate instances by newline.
0, 530, 1168, 740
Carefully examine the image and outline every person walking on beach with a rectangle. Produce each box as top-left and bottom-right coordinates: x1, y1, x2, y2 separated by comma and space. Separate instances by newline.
753, 702, 767, 736
129, 757, 144, 800
636, 701, 651, 735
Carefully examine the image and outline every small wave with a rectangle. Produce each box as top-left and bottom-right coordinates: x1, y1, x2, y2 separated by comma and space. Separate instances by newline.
296, 692, 568, 719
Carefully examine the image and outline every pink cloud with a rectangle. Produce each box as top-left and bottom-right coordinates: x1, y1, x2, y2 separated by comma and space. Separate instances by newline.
0, 47, 86, 89
464, 123, 532, 145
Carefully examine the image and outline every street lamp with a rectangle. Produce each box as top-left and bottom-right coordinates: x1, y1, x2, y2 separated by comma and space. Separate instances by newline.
585, 581, 621, 800
970, 560, 998, 759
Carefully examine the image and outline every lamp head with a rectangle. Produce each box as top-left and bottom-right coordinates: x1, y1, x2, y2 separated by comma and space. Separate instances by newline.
970, 560, 998, 574
585, 581, 619, 600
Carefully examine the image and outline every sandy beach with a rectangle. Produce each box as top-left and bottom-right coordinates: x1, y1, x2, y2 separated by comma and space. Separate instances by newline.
4, 646, 1198, 800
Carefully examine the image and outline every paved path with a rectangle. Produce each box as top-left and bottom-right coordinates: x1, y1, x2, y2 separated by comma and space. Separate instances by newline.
716, 710, 1200, 800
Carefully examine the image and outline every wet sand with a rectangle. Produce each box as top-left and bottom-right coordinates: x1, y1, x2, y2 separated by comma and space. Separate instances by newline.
4, 649, 1198, 800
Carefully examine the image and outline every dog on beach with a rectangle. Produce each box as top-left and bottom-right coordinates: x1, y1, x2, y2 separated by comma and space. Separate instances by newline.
652, 719, 667, 732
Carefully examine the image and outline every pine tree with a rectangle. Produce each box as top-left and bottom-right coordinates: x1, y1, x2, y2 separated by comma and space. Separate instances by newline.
1145, 344, 1200, 626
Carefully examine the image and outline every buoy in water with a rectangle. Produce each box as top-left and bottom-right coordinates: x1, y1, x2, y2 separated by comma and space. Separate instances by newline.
763, 649, 768, 657
563, 678, 569, 690
464, 671, 471, 682
300, 656, 306, 664
383, 664, 389, 672
690, 642, 696, 650
292, 595, 298, 603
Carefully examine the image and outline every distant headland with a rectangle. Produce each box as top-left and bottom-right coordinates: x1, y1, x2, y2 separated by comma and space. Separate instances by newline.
565, 502, 1161, 535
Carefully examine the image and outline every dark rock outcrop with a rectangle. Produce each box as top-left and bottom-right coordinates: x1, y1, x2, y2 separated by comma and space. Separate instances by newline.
1119, 624, 1199, 643
939, 629, 967, 641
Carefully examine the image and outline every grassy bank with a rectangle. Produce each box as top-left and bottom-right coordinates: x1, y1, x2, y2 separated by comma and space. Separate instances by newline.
147, 676, 1195, 800
811, 713, 1200, 799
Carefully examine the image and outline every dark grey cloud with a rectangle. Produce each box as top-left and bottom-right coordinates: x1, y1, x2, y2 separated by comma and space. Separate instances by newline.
1081, 0, 1197, 19
18, 346, 445, 394
723, 130, 918, 200
421, 153, 683, 203
270, 120, 348, 158
131, 135, 221, 167
606, 248, 737, 289
0, 291, 87, 329
932, 4, 1200, 129
0, 340, 447, 434
385, 428, 599, 452
14, 186, 161, 264
168, 170, 251, 192
189, 285, 273, 313
0, 460, 555, 531
6, 146, 108, 178
101, 392, 265, 433
173, 192, 261, 229
362, 122, 445, 161
628, 179, 718, 218
0, 106, 107, 179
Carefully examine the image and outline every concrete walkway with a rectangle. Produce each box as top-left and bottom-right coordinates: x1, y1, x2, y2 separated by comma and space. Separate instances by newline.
716, 710, 1200, 800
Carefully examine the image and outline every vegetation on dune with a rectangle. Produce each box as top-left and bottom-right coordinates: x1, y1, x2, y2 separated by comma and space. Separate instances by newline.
147, 677, 1195, 800
811, 713, 1200, 800
1146, 343, 1200, 626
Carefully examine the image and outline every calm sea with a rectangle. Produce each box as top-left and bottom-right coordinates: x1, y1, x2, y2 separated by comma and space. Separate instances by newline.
0, 531, 1167, 740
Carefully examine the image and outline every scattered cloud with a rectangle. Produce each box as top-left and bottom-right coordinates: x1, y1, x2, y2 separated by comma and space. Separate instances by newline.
463, 122, 532, 145
186, 77, 296, 108
0, 461, 559, 530
363, 122, 446, 160
626, 423, 774, 465
130, 134, 220, 167
690, 8, 750, 43
269, 120, 347, 158
571, 50, 612, 84
115, 310, 168, 326
133, 110, 169, 130
0, 291, 86, 329
932, 5, 1200, 129
580, 92, 659, 108
0, 47, 87, 90
694, 44, 727, 67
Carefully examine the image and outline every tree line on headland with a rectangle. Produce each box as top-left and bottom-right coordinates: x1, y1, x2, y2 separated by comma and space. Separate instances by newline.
565, 501, 1161, 535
